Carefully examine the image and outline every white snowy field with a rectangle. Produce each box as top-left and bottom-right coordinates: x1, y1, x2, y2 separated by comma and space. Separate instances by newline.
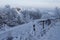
40, 22, 60, 40
0, 19, 60, 40
0, 6, 60, 40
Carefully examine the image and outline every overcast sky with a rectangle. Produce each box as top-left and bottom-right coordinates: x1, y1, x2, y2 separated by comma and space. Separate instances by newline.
0, 0, 60, 8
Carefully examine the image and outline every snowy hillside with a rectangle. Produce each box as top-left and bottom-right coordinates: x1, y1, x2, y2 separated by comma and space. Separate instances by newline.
0, 5, 60, 40
0, 18, 60, 40
40, 22, 60, 40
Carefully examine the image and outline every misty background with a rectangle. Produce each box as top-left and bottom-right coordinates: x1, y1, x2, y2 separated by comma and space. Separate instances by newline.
0, 0, 60, 8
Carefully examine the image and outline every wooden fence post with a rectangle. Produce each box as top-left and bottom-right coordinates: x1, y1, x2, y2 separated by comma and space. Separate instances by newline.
42, 21, 45, 29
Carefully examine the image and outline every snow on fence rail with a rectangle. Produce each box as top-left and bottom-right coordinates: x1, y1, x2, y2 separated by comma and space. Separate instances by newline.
0, 18, 60, 40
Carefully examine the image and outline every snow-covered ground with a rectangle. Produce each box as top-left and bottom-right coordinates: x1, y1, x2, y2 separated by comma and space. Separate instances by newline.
40, 22, 60, 40
0, 5, 60, 40
0, 19, 60, 40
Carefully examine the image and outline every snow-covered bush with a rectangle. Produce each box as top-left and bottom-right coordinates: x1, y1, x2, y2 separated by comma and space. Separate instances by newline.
0, 5, 24, 27
54, 7, 60, 18
29, 10, 42, 20
0, 5, 60, 28
20, 9, 42, 23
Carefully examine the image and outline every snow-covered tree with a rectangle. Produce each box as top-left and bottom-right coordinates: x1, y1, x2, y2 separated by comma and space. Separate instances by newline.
0, 5, 23, 27
20, 9, 42, 23
54, 7, 60, 18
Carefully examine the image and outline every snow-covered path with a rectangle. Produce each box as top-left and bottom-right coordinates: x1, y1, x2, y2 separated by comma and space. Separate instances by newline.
0, 19, 60, 40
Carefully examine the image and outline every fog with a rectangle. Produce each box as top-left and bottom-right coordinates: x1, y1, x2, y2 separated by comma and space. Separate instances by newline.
0, 0, 60, 8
